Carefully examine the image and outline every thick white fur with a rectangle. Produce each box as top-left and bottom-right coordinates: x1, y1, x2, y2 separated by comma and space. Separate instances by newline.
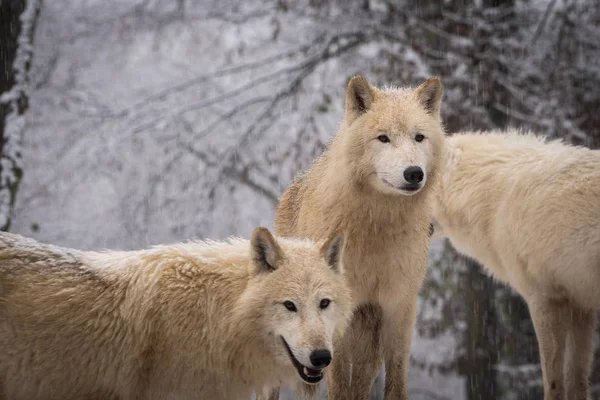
431, 129, 600, 400
0, 229, 352, 400
268, 76, 447, 400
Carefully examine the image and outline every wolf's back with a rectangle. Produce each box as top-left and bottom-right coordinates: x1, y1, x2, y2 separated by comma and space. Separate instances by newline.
0, 231, 85, 280
275, 172, 308, 236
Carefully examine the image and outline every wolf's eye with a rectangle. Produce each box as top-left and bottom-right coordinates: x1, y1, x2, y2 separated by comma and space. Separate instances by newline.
320, 299, 331, 309
415, 133, 425, 142
377, 135, 390, 143
283, 301, 297, 312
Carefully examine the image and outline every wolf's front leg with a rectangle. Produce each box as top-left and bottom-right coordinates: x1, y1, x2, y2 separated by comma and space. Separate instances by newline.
326, 327, 352, 399
258, 383, 317, 400
381, 301, 417, 400
328, 303, 383, 400
295, 383, 320, 400
565, 304, 595, 400
256, 388, 280, 400
348, 304, 384, 400
528, 297, 569, 400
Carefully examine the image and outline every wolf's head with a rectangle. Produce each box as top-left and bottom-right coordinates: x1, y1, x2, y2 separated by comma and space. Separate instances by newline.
340, 75, 445, 196
241, 227, 352, 385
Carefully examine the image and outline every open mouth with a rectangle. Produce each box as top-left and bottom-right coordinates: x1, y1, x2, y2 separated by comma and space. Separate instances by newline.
280, 337, 325, 384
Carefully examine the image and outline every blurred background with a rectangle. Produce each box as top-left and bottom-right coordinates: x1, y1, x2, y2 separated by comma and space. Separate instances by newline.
1, 0, 599, 399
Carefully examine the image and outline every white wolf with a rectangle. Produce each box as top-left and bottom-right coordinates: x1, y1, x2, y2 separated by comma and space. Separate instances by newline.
267, 75, 447, 400
0, 228, 353, 400
431, 129, 600, 400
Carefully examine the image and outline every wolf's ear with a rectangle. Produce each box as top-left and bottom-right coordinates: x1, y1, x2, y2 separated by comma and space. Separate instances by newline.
250, 227, 282, 273
415, 77, 443, 118
320, 233, 344, 274
345, 75, 375, 124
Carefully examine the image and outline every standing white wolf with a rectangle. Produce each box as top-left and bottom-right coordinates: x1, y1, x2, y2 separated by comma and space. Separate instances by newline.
0, 228, 352, 400
265, 75, 447, 400
431, 129, 600, 400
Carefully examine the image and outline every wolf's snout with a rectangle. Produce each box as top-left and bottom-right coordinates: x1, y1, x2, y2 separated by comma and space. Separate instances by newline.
309, 349, 332, 368
404, 166, 424, 184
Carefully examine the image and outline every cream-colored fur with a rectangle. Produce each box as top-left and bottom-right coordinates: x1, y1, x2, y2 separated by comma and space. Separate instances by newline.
431, 129, 600, 400
265, 75, 447, 400
0, 228, 352, 400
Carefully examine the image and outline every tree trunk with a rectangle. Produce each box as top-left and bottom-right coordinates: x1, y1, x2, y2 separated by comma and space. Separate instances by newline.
0, 0, 42, 231
457, 258, 500, 400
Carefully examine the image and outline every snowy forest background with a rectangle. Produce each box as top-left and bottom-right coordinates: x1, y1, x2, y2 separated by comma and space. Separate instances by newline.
1, 0, 599, 399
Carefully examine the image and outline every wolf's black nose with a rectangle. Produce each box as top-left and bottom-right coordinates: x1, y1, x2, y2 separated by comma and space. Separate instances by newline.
309, 349, 332, 368
404, 166, 424, 184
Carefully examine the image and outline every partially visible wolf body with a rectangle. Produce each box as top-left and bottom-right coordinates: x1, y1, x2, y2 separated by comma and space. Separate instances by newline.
431, 129, 600, 400
266, 75, 447, 400
0, 228, 352, 400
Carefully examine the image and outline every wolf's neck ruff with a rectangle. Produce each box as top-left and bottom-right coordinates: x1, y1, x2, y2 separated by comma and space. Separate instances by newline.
317, 149, 434, 233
